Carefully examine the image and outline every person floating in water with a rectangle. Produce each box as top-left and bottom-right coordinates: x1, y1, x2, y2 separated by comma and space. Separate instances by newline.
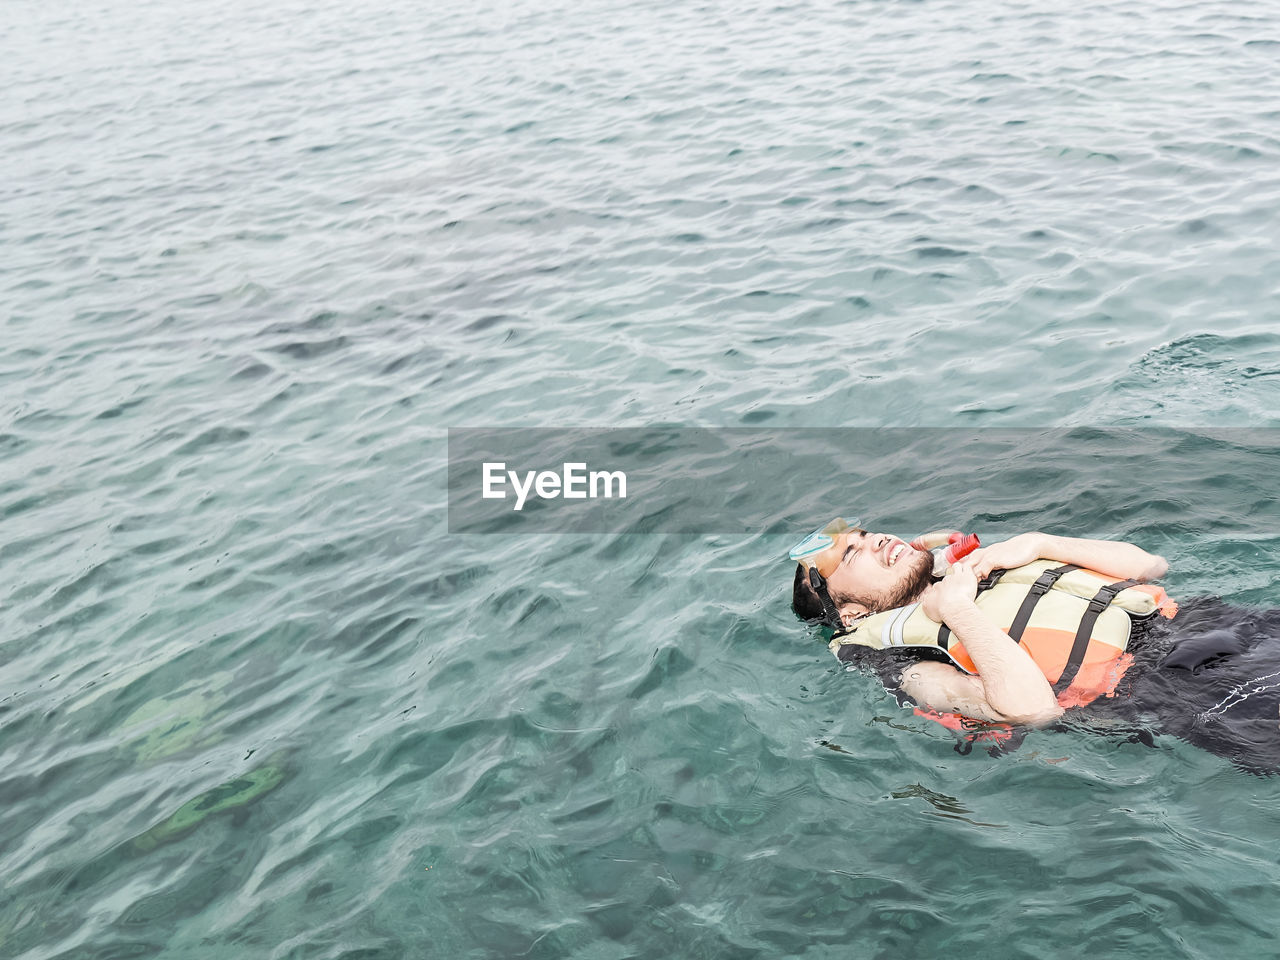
791, 519, 1280, 773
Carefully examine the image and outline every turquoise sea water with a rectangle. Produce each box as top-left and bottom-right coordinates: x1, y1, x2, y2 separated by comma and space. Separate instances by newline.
6, 0, 1280, 956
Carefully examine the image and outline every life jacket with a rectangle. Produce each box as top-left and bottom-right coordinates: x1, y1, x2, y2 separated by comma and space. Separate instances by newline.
829, 560, 1179, 710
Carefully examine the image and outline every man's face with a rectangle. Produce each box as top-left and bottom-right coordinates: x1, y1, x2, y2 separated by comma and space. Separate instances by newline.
822, 529, 934, 618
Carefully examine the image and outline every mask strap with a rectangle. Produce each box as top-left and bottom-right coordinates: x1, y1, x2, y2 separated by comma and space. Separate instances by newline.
808, 566, 845, 628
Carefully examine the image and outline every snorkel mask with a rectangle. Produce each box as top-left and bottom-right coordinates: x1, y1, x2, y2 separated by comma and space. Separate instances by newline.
789, 517, 863, 627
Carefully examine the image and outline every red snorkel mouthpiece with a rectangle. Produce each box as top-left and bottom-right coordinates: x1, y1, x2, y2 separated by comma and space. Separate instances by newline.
909, 531, 980, 575
944, 532, 980, 564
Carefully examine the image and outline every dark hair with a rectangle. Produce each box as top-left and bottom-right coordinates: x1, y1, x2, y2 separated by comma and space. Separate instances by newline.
792, 564, 831, 622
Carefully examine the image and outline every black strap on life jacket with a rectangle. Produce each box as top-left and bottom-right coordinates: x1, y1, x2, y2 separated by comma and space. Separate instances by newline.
936, 567, 1012, 651
1052, 578, 1139, 693
1006, 564, 1079, 642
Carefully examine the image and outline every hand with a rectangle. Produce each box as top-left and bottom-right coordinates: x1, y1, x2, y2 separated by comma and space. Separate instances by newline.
920, 561, 980, 623
966, 533, 1046, 579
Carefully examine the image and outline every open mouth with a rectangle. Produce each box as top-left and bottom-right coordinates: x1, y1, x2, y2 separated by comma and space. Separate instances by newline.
886, 541, 909, 566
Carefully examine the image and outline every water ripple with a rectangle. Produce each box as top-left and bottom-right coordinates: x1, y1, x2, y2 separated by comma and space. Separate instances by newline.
5, 0, 1280, 956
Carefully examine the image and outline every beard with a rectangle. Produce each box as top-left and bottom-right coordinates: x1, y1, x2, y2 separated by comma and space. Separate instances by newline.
855, 548, 936, 613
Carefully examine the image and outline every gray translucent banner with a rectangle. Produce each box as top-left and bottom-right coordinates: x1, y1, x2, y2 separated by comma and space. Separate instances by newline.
447, 427, 1280, 534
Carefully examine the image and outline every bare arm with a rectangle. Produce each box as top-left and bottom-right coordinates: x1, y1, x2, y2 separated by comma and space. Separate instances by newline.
969, 532, 1168, 582
1036, 533, 1168, 581
899, 662, 1015, 725
900, 532, 1167, 725
899, 563, 1065, 726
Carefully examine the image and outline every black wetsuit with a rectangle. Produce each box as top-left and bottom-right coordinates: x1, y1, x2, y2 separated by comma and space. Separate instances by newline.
1086, 597, 1280, 775
849, 597, 1280, 773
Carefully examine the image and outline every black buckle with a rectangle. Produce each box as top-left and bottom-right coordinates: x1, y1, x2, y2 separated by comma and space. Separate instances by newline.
978, 570, 1005, 591
1086, 593, 1114, 615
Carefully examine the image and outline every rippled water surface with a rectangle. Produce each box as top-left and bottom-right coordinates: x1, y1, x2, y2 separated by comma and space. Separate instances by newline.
5, 0, 1280, 956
